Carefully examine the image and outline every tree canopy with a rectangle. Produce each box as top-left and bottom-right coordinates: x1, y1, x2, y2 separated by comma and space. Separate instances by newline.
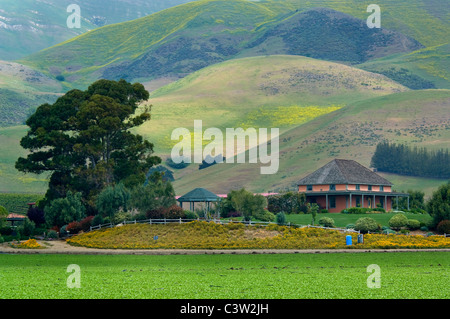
16, 79, 161, 209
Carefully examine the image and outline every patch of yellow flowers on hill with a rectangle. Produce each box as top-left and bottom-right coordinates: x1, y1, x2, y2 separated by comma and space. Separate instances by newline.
66, 221, 450, 250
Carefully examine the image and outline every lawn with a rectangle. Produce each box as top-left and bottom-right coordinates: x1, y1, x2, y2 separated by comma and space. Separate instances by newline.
285, 212, 432, 228
0, 252, 448, 299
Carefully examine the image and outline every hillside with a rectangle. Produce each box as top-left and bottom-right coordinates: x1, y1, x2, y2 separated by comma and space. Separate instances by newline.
0, 0, 193, 60
357, 43, 450, 89
134, 55, 408, 153
18, 0, 431, 89
0, 61, 62, 126
170, 89, 450, 197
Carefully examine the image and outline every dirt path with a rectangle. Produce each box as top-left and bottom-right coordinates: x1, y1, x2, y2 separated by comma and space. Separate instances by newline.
1, 239, 449, 255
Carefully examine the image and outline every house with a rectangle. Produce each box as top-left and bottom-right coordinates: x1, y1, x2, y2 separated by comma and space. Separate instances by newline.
297, 159, 409, 213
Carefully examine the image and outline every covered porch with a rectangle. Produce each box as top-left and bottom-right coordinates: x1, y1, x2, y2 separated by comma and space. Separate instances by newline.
305, 190, 410, 213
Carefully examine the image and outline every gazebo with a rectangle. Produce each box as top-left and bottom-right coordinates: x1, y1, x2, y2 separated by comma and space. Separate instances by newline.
7, 213, 27, 227
177, 188, 221, 217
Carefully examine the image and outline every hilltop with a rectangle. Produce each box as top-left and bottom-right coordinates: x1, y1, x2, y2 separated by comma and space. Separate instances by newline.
18, 0, 429, 89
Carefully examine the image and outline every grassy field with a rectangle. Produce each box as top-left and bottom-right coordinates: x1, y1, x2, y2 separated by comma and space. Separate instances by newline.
0, 252, 448, 299
285, 212, 432, 228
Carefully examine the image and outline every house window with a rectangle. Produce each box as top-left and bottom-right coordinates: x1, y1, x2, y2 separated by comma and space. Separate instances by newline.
380, 185, 384, 192
355, 197, 361, 207
330, 196, 336, 208
368, 185, 372, 191
329, 184, 336, 191
307, 185, 313, 191
356, 184, 360, 190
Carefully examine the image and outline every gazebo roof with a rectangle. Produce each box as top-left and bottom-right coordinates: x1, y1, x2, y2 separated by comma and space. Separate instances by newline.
177, 188, 220, 203
7, 213, 26, 221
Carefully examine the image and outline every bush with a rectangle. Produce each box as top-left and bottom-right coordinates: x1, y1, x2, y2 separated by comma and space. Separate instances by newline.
436, 220, 450, 234
345, 224, 355, 230
184, 210, 199, 220
253, 210, 275, 222
276, 212, 286, 225
46, 230, 58, 239
27, 207, 45, 226
318, 217, 335, 227
44, 191, 86, 228
18, 218, 35, 237
66, 222, 82, 234
389, 213, 408, 230
320, 209, 329, 214
80, 216, 94, 232
420, 226, 429, 232
354, 217, 380, 233
407, 219, 421, 230
426, 181, 450, 227
92, 215, 104, 227
96, 183, 130, 218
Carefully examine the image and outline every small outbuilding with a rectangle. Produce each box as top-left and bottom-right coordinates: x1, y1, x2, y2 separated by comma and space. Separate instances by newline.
177, 188, 220, 217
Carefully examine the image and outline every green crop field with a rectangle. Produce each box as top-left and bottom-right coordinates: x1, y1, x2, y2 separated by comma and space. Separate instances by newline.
0, 252, 448, 299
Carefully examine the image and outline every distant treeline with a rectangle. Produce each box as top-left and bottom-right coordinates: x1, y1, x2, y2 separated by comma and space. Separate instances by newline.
371, 142, 450, 179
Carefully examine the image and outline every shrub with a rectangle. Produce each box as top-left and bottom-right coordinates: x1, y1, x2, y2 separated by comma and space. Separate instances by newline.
426, 181, 450, 227
165, 205, 185, 219
318, 217, 335, 227
184, 210, 199, 220
18, 218, 35, 237
276, 212, 286, 225
407, 219, 421, 230
44, 191, 86, 228
92, 215, 104, 227
253, 210, 275, 222
66, 221, 82, 234
389, 213, 409, 230
354, 217, 380, 233
96, 183, 130, 219
17, 238, 41, 249
436, 220, 450, 234
46, 230, 58, 239
345, 224, 355, 229
80, 216, 94, 232
27, 207, 45, 226
146, 207, 165, 219
320, 209, 329, 214
420, 226, 429, 232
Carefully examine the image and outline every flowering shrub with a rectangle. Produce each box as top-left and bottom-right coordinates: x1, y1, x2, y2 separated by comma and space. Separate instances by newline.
16, 239, 42, 249
66, 221, 450, 250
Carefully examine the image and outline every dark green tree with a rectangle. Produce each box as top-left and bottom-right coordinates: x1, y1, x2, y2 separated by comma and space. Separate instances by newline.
44, 191, 86, 228
16, 79, 161, 209
426, 181, 450, 228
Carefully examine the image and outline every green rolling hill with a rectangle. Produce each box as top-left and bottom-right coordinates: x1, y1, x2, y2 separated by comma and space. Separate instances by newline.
0, 0, 194, 60
357, 43, 450, 89
18, 0, 434, 90
134, 55, 408, 154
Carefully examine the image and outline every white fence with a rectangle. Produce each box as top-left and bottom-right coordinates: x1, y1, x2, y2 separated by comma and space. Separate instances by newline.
89, 218, 360, 234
